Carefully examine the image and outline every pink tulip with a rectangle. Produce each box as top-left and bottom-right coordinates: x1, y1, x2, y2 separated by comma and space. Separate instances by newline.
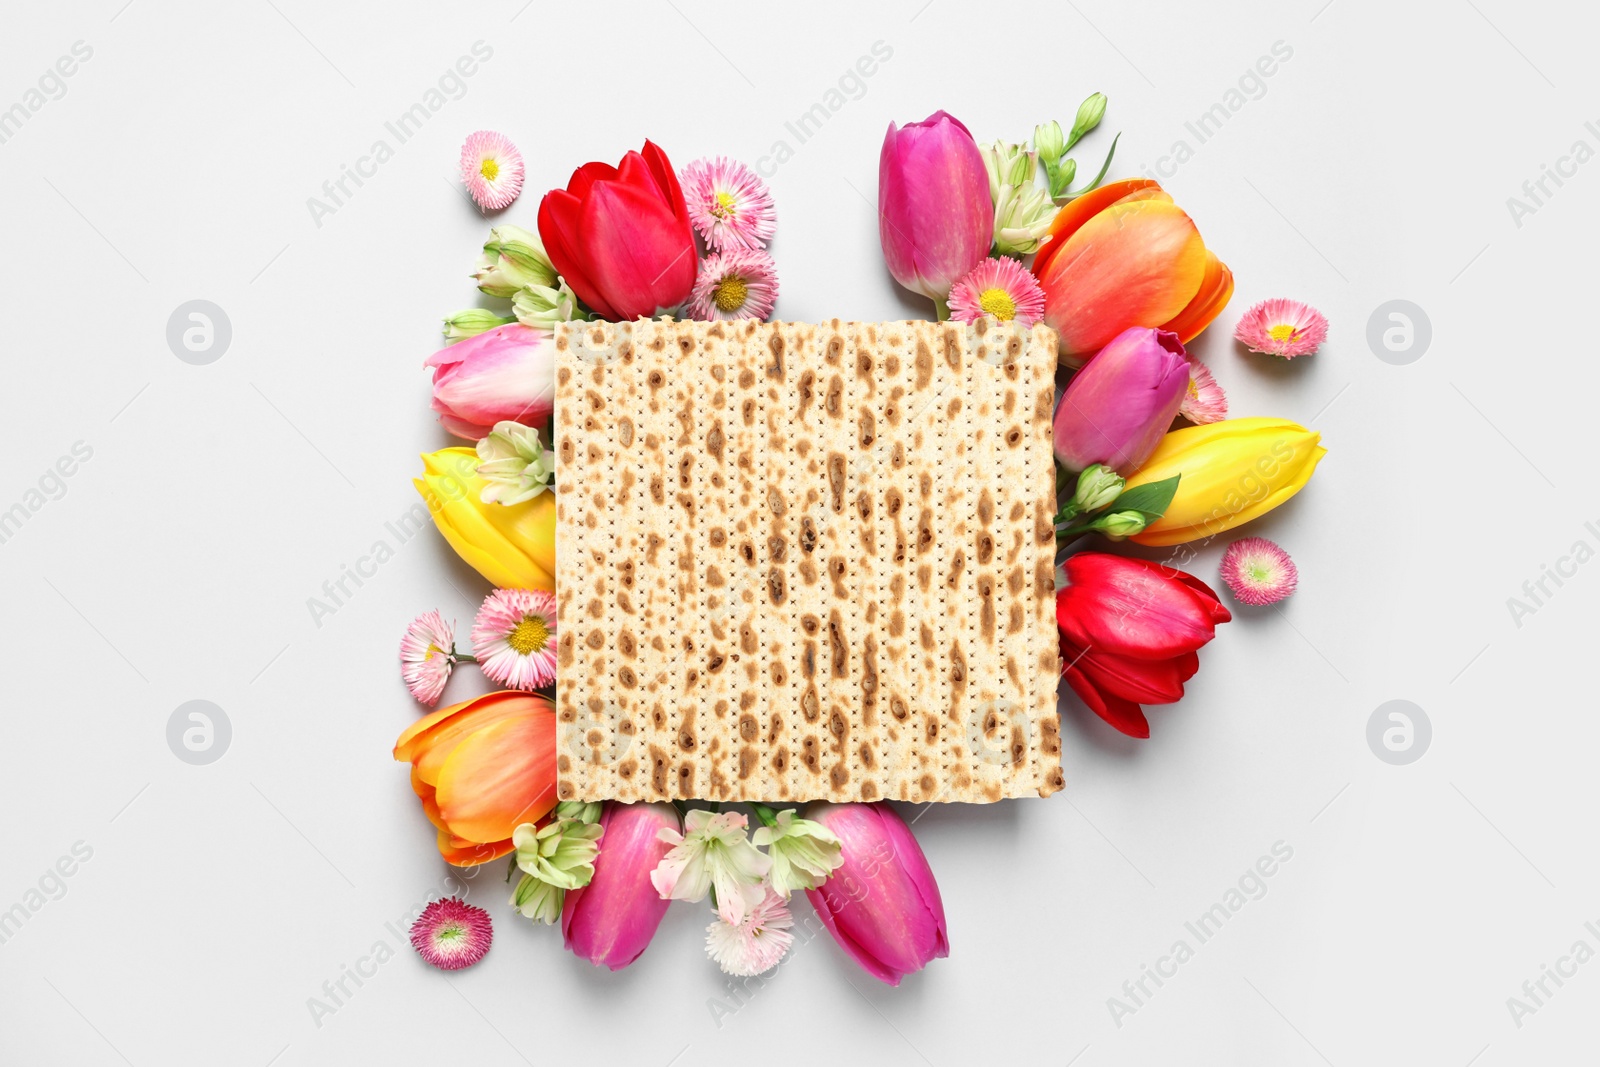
1053, 327, 1189, 474
560, 802, 679, 971
878, 111, 993, 307
803, 803, 948, 986
424, 323, 555, 440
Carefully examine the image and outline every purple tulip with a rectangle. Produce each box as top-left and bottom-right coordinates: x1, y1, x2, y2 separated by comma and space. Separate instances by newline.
1053, 327, 1190, 474
878, 111, 993, 307
424, 323, 555, 441
803, 803, 948, 986
560, 802, 679, 971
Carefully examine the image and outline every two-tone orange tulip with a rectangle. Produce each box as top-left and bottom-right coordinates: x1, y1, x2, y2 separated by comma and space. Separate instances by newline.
1032, 178, 1233, 366
393, 691, 557, 866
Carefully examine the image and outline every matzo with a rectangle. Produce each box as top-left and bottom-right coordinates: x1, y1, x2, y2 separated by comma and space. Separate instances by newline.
553, 318, 1062, 804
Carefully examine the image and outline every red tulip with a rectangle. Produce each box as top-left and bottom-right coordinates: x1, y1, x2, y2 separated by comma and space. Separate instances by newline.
878, 111, 993, 307
804, 803, 948, 986
1032, 178, 1233, 366
1056, 553, 1231, 738
537, 141, 697, 322
560, 802, 680, 970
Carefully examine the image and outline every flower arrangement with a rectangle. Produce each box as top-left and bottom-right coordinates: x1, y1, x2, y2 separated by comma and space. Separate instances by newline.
388, 102, 1327, 981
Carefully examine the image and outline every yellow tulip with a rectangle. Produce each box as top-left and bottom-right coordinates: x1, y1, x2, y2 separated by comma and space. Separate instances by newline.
1122, 418, 1326, 546
414, 447, 555, 590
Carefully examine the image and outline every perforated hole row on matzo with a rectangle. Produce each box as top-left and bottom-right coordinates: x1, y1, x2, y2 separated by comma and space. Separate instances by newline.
554, 319, 1063, 804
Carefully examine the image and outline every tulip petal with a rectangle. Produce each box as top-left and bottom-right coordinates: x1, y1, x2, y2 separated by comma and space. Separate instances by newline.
1161, 251, 1234, 343
1038, 199, 1208, 360
1057, 556, 1218, 660
1032, 178, 1161, 281
1075, 647, 1190, 704
415, 692, 551, 787
581, 180, 697, 320
641, 140, 691, 225
436, 829, 515, 867
1061, 649, 1150, 738
538, 189, 618, 321
436, 711, 557, 845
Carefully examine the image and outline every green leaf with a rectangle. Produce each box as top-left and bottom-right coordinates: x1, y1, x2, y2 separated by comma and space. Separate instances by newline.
1111, 473, 1179, 518
1058, 132, 1120, 202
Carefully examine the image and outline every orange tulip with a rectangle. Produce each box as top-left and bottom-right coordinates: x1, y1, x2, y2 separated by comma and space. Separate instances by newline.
393, 691, 557, 866
1032, 179, 1233, 367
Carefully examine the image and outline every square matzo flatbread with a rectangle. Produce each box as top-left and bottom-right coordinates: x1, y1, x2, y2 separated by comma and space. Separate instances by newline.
553, 318, 1062, 804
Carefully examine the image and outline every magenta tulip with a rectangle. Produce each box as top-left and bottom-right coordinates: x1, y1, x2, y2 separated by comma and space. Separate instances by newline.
1053, 327, 1189, 474
560, 802, 679, 971
878, 111, 993, 309
424, 323, 555, 441
803, 803, 948, 986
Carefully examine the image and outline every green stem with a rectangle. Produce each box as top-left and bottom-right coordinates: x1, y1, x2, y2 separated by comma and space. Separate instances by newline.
933, 296, 951, 321
751, 803, 780, 829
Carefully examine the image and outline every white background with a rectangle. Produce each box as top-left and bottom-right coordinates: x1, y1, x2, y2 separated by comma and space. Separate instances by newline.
2, 0, 1595, 1063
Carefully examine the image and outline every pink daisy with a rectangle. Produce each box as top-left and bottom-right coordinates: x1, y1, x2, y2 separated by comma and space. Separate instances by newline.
948, 257, 1047, 327
409, 897, 493, 970
1219, 537, 1299, 606
471, 588, 558, 690
687, 249, 779, 322
705, 887, 795, 976
680, 157, 777, 251
399, 610, 456, 707
458, 131, 524, 211
1180, 357, 1228, 424
1234, 298, 1328, 358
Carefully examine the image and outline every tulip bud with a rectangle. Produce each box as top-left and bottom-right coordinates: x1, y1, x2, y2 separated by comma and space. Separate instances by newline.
1053, 328, 1190, 474
512, 279, 586, 331
442, 308, 515, 343
804, 803, 948, 986
1121, 418, 1327, 547
878, 112, 994, 307
562, 803, 680, 970
425, 323, 555, 441
474, 225, 557, 297
1073, 464, 1124, 513
1070, 93, 1108, 146
1093, 510, 1148, 539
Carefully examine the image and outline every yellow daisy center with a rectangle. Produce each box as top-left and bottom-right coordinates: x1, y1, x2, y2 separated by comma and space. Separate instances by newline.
1186, 377, 1199, 400
712, 190, 737, 219
424, 642, 445, 661
508, 615, 549, 655
480, 157, 499, 182
1268, 323, 1297, 342
714, 276, 749, 312
977, 287, 1017, 320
